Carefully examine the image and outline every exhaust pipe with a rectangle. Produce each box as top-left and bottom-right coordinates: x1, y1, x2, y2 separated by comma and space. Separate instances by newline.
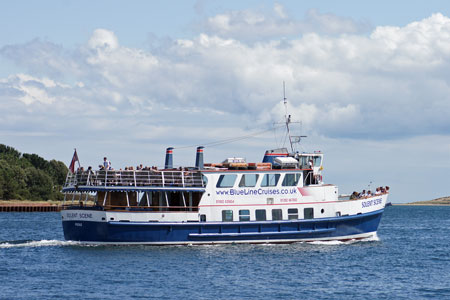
165, 147, 174, 169
195, 146, 204, 169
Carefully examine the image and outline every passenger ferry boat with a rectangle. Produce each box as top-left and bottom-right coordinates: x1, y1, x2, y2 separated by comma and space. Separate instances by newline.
61, 110, 388, 245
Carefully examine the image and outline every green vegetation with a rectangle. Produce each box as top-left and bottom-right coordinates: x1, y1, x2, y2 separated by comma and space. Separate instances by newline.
0, 144, 68, 201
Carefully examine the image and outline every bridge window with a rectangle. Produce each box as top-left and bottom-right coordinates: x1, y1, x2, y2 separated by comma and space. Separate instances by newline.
261, 174, 280, 187
304, 208, 314, 219
239, 210, 250, 221
288, 208, 298, 220
202, 175, 208, 187
272, 209, 282, 220
282, 173, 301, 186
222, 210, 233, 222
216, 174, 237, 188
255, 209, 266, 221
239, 174, 259, 187
313, 156, 322, 167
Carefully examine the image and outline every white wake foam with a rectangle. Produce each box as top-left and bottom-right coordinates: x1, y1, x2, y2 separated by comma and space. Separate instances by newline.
0, 240, 81, 249
307, 233, 380, 245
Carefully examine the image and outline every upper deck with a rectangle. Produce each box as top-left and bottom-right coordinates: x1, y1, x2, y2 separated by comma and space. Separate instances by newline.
63, 169, 206, 193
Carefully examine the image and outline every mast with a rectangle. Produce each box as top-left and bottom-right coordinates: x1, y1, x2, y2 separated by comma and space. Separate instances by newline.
283, 82, 294, 153
282, 82, 306, 153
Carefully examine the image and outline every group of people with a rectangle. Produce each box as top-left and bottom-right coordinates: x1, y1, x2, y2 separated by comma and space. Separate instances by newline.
122, 165, 159, 171
98, 157, 161, 172
350, 186, 390, 199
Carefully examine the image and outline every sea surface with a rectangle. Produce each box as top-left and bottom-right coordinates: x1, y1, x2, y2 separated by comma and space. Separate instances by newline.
1, 206, 450, 300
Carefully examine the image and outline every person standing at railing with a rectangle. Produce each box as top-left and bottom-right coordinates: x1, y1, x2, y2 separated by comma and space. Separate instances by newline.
103, 157, 111, 170
87, 166, 94, 185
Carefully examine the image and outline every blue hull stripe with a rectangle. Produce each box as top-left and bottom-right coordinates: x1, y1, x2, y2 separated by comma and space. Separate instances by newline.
189, 228, 335, 238
62, 209, 384, 244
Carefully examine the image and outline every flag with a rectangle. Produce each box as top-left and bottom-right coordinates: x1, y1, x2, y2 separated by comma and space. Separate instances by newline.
69, 149, 79, 173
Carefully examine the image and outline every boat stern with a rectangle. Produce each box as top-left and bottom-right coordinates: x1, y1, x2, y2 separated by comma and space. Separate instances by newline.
61, 208, 108, 242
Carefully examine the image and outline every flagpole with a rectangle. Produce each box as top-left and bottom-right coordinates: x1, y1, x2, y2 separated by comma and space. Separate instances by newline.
75, 148, 81, 169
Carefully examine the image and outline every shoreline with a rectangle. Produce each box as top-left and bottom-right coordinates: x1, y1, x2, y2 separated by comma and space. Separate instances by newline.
393, 203, 450, 206
0, 200, 61, 206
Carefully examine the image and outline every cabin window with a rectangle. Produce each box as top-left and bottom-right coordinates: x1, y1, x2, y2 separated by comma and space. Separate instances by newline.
299, 156, 308, 168
222, 210, 233, 222
272, 209, 282, 220
202, 175, 208, 187
239, 174, 259, 187
255, 209, 266, 221
304, 208, 314, 219
282, 173, 301, 186
288, 208, 298, 220
200, 214, 206, 222
313, 156, 322, 167
239, 210, 250, 221
260, 174, 280, 187
216, 174, 237, 188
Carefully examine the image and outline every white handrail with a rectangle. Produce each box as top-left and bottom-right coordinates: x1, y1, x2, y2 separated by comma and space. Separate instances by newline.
64, 169, 205, 189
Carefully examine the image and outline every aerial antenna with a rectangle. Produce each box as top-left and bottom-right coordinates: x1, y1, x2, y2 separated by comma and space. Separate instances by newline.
283, 81, 294, 152
278, 82, 307, 153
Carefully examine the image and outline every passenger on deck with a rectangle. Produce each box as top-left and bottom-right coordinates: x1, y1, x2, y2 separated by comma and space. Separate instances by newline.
375, 187, 381, 195
87, 166, 94, 185
103, 157, 111, 170
350, 191, 359, 200
359, 189, 366, 198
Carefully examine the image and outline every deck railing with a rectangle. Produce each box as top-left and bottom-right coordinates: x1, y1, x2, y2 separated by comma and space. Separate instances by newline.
64, 169, 205, 189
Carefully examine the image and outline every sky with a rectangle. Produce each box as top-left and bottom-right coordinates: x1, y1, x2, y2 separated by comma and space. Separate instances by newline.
1, 0, 449, 203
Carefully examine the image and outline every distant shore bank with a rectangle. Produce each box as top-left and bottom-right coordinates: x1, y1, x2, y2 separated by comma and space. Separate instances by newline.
0, 200, 61, 206
393, 196, 450, 206
0, 200, 61, 212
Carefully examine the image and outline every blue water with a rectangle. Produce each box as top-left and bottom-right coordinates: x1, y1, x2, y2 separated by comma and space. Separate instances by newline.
1, 206, 450, 300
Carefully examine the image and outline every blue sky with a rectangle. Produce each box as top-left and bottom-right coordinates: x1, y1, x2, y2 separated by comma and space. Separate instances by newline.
1, 1, 450, 203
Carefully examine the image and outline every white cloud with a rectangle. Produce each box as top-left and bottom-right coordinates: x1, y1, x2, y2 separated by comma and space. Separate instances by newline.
201, 5, 370, 42
1, 13, 450, 141
87, 29, 119, 50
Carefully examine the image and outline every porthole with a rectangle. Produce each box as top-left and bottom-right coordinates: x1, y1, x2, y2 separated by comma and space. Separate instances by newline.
321, 208, 325, 214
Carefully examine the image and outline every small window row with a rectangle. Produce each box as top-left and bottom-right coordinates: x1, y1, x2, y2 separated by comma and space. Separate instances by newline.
221, 208, 314, 222
216, 173, 301, 188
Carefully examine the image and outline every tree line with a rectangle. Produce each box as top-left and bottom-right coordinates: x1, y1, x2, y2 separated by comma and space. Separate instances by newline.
0, 144, 68, 201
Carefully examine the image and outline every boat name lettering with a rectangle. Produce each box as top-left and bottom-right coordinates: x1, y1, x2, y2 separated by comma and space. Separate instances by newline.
215, 188, 297, 196
65, 212, 93, 219
362, 198, 382, 208
79, 213, 93, 219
